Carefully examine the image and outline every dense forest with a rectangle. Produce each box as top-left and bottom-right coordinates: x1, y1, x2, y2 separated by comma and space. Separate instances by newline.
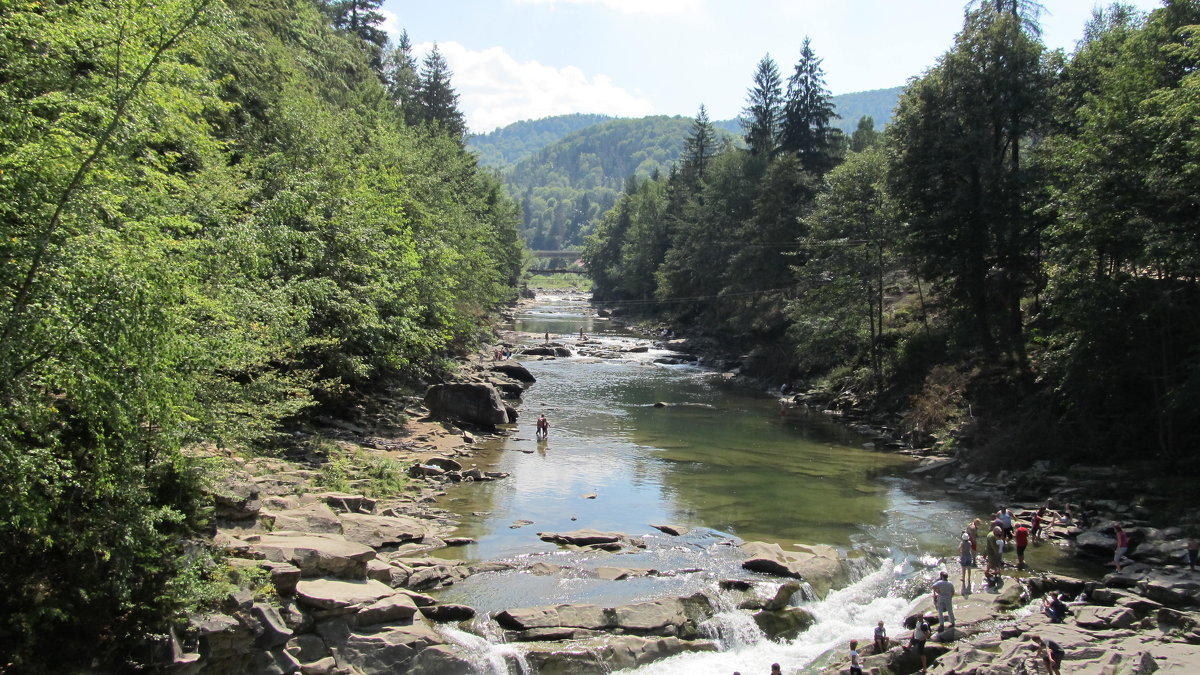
584, 2, 1200, 468
0, 0, 520, 669
506, 115, 737, 250
471, 89, 902, 251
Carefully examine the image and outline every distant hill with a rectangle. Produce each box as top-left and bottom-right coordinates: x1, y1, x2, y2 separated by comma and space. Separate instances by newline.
510, 116, 736, 249
468, 114, 613, 169
827, 86, 903, 132
478, 86, 903, 250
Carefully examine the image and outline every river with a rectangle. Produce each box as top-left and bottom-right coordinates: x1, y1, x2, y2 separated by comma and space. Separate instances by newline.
429, 294, 1073, 673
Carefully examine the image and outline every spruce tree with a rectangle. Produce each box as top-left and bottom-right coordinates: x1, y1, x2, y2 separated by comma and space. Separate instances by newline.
415, 44, 467, 139
382, 31, 420, 123
680, 104, 717, 186
742, 55, 783, 156
326, 0, 388, 48
780, 38, 838, 174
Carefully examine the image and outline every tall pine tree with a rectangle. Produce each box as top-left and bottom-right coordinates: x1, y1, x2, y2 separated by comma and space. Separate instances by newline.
742, 55, 783, 157
780, 38, 838, 174
414, 44, 467, 139
382, 31, 420, 123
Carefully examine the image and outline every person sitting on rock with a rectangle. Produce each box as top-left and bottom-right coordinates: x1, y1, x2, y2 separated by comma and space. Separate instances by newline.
1042, 591, 1068, 623
1030, 634, 1064, 675
874, 620, 888, 653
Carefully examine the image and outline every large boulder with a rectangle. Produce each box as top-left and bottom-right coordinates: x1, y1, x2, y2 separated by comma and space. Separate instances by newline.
335, 623, 445, 674
243, 532, 375, 578
212, 476, 262, 520
424, 383, 508, 427
490, 362, 536, 383
752, 606, 816, 640
739, 542, 850, 598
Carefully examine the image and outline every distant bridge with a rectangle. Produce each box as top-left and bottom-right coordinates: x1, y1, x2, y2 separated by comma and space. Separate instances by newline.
530, 250, 581, 259
531, 268, 588, 275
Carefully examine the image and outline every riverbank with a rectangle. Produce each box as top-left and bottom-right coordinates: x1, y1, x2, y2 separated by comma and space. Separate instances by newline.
169, 289, 1200, 674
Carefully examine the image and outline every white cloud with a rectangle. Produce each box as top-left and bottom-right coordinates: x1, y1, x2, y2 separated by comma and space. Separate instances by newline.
416, 42, 655, 133
513, 0, 702, 14
378, 8, 402, 43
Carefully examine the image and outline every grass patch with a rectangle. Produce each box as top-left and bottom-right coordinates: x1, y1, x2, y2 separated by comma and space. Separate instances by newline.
309, 438, 410, 498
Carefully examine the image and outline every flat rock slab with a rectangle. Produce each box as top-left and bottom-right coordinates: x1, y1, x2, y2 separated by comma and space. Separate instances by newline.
740, 541, 849, 597
538, 529, 646, 549
243, 532, 375, 578
356, 593, 419, 626
495, 604, 610, 631
650, 524, 689, 536
339, 512, 427, 548
295, 578, 397, 611
265, 502, 342, 534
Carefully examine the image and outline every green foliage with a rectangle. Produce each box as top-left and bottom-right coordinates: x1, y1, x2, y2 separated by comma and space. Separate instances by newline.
0, 0, 521, 668
312, 440, 410, 498
468, 113, 615, 168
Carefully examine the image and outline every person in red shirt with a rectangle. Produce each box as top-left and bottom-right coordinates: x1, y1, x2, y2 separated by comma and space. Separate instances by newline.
1015, 524, 1030, 568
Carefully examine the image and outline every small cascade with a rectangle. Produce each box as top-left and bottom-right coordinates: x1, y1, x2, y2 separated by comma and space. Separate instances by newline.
698, 589, 768, 651
439, 621, 532, 675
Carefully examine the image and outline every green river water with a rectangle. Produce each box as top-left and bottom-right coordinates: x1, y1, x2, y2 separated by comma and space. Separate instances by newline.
424, 294, 1095, 673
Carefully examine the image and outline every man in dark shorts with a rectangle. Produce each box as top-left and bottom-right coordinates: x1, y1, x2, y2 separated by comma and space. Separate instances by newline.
905, 615, 930, 672
1015, 524, 1029, 568
1030, 634, 1064, 675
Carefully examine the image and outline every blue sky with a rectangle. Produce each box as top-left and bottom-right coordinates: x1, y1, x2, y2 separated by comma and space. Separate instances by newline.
379, 0, 1168, 133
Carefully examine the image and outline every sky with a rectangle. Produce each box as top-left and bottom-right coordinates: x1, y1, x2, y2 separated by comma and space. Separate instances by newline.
379, 0, 1168, 134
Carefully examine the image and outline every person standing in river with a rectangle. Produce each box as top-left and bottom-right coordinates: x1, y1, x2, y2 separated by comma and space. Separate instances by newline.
1187, 536, 1198, 571
535, 414, 549, 439
959, 532, 975, 594
985, 525, 1003, 585
1015, 523, 1030, 568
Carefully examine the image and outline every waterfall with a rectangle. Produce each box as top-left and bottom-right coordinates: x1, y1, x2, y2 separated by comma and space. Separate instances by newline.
698, 588, 769, 651
614, 560, 914, 674
439, 621, 532, 675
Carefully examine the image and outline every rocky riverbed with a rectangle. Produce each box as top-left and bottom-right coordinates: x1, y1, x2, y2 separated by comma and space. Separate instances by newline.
164, 292, 1200, 674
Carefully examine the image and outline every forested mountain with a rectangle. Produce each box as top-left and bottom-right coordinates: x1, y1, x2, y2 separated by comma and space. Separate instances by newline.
508, 115, 737, 249
468, 113, 614, 168
0, 0, 520, 669
474, 87, 900, 251
585, 2, 1200, 469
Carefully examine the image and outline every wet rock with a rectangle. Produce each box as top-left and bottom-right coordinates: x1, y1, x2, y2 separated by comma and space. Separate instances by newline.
650, 524, 689, 536
596, 567, 655, 581
423, 457, 463, 472
406, 644, 473, 675
491, 362, 536, 383
495, 605, 611, 631
752, 606, 816, 640
537, 529, 646, 550
739, 541, 849, 598
419, 604, 476, 622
